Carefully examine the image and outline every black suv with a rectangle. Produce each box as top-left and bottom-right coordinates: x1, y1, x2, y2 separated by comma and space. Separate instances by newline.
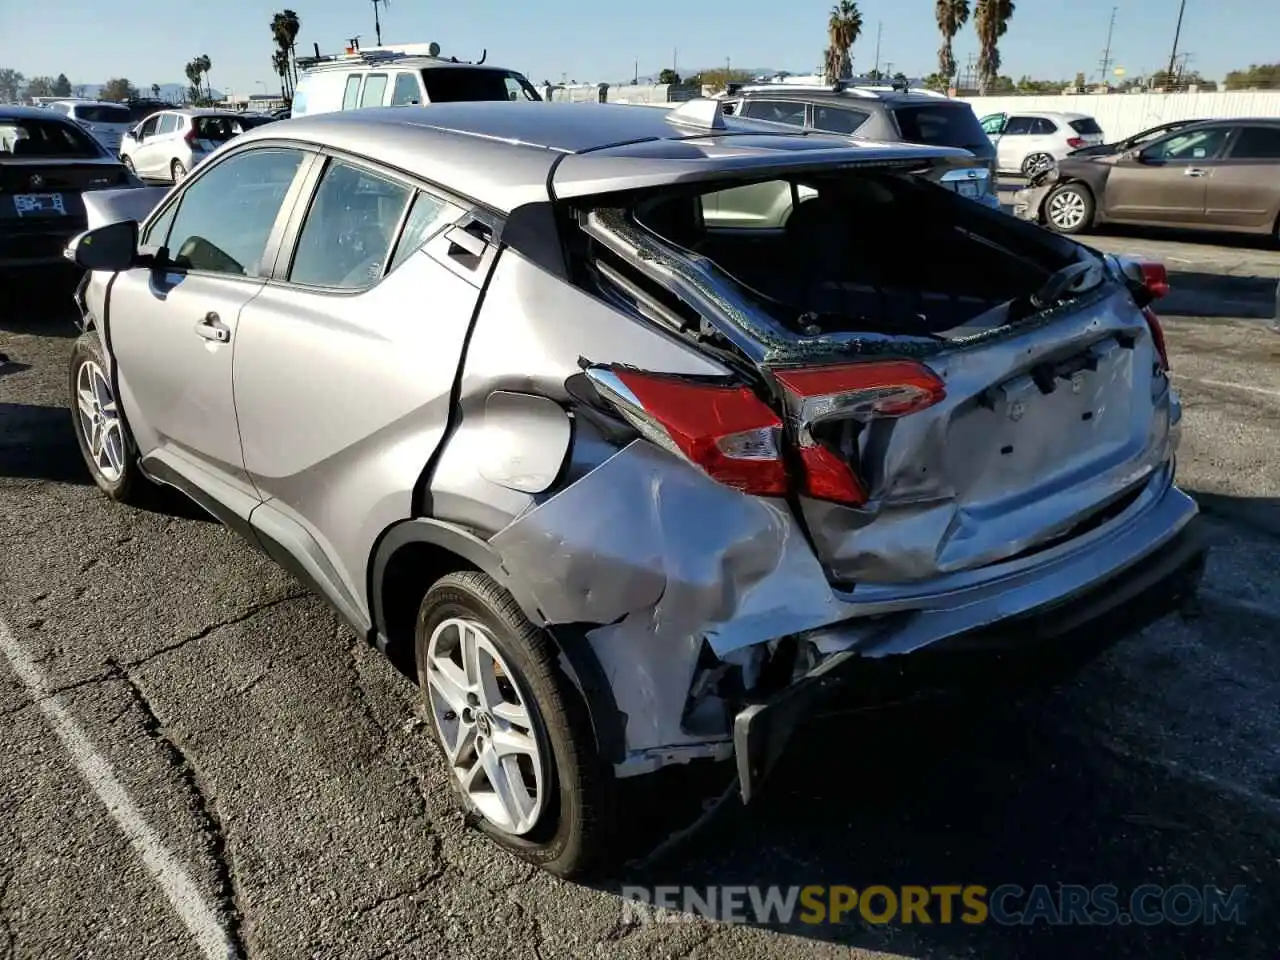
721, 78, 999, 209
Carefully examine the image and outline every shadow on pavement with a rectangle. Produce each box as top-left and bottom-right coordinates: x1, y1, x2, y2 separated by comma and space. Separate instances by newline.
0, 402, 92, 486
0, 268, 85, 338
1188, 490, 1280, 538
1162, 272, 1279, 322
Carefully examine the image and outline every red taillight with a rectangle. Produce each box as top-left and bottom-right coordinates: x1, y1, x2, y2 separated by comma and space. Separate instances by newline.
184, 128, 199, 148
774, 360, 946, 506
1142, 307, 1170, 372
1139, 260, 1170, 299
1067, 137, 1086, 149
608, 369, 788, 496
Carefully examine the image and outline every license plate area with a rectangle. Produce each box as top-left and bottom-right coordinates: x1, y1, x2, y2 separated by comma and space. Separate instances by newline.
13, 193, 67, 217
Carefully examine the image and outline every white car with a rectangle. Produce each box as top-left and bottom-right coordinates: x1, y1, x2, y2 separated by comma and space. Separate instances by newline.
46, 100, 133, 154
120, 109, 262, 184
980, 111, 1105, 177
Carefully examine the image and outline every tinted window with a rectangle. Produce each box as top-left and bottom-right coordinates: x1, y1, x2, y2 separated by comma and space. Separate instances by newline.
163, 148, 305, 277
73, 104, 131, 124
194, 116, 241, 141
1146, 127, 1230, 161
894, 104, 990, 148
1002, 116, 1035, 135
289, 160, 413, 288
342, 75, 363, 110
1069, 117, 1102, 135
388, 191, 458, 272
138, 116, 160, 138
813, 105, 870, 135
420, 68, 539, 102
390, 72, 421, 106
1030, 117, 1058, 135
1229, 126, 1280, 160
361, 74, 388, 107
741, 99, 806, 126
156, 114, 179, 135
0, 118, 100, 158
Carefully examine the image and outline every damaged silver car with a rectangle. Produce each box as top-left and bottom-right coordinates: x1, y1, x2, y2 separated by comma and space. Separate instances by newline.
64, 99, 1207, 878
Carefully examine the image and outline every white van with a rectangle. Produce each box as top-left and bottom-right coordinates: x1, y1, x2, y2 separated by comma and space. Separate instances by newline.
291, 48, 541, 118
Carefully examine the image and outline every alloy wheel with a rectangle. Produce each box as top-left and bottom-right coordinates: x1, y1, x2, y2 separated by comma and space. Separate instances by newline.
1025, 153, 1054, 177
1047, 188, 1088, 231
74, 360, 125, 484
424, 617, 547, 836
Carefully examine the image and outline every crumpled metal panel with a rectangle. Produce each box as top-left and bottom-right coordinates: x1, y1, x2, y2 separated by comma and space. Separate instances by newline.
488, 440, 856, 752
82, 186, 169, 230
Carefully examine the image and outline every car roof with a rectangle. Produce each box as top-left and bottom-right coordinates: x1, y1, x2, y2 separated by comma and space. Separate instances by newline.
303, 57, 522, 74
57, 100, 130, 109
236, 100, 969, 213
0, 104, 79, 121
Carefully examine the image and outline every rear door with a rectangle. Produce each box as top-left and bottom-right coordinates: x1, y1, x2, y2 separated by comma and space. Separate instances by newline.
232, 153, 491, 618
1203, 124, 1280, 229
1104, 125, 1233, 224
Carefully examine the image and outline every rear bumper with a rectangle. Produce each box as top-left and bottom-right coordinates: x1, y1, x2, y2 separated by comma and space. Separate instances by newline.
733, 499, 1208, 803
0, 223, 88, 268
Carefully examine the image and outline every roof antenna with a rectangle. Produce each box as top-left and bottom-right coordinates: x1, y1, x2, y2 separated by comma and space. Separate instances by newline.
476, 48, 487, 64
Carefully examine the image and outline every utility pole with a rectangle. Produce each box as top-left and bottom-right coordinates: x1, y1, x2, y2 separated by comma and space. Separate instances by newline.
673, 47, 678, 78
1164, 0, 1187, 87
884, 60, 894, 79
1098, 6, 1118, 84
873, 22, 882, 75
634, 59, 639, 84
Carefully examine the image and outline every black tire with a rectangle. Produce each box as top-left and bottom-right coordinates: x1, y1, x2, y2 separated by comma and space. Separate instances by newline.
171, 159, 186, 183
68, 332, 154, 504
415, 571, 615, 878
1022, 152, 1054, 178
1042, 182, 1096, 235
122, 155, 136, 174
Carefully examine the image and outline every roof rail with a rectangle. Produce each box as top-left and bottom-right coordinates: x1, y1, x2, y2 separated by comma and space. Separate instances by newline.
731, 75, 939, 97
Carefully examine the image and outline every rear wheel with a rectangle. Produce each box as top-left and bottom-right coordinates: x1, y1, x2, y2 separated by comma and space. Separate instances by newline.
1022, 152, 1055, 178
171, 159, 187, 183
415, 571, 615, 878
1043, 183, 1095, 235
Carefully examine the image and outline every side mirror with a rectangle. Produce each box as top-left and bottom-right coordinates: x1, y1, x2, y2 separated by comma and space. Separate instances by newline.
65, 219, 142, 272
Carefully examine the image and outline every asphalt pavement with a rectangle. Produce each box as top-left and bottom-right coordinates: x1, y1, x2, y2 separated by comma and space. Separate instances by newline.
2, 236, 1280, 960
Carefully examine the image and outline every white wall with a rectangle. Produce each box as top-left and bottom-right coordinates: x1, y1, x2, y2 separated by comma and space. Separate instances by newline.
957, 91, 1280, 142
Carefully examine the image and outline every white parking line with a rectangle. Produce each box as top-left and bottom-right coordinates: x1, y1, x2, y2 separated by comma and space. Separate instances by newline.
1185, 378, 1280, 399
0, 616, 238, 960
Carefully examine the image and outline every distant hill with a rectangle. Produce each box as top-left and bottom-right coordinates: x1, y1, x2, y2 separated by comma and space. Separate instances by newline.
72, 82, 224, 102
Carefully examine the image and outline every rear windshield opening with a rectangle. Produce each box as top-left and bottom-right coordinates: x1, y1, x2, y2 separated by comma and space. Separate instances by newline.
73, 105, 131, 124
0, 118, 102, 158
610, 171, 1079, 337
421, 68, 541, 103
194, 116, 245, 142
892, 104, 990, 151
1069, 117, 1103, 136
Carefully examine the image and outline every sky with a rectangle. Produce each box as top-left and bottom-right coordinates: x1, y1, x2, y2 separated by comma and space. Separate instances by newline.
1, 0, 1276, 95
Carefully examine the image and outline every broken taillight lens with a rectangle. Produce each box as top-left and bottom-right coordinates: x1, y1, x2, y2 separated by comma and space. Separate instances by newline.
1139, 261, 1170, 300
595, 368, 789, 496
1143, 306, 1170, 372
774, 360, 947, 506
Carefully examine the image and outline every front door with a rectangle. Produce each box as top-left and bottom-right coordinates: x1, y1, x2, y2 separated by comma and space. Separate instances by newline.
108, 145, 312, 510
1104, 125, 1233, 224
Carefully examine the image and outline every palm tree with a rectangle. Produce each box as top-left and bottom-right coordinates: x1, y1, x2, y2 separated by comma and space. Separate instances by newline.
935, 0, 970, 83
823, 1, 864, 84
151, 82, 161, 99
194, 54, 213, 101
270, 9, 302, 90
183, 59, 202, 103
974, 0, 1015, 94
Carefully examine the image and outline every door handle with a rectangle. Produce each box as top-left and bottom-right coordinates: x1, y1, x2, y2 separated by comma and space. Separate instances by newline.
195, 312, 231, 343
1183, 167, 1208, 177
444, 224, 489, 259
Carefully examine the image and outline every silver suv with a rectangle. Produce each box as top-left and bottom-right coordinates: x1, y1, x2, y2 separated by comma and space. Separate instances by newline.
65, 100, 1206, 878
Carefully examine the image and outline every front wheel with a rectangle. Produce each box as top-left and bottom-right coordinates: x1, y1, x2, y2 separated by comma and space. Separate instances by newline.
68, 333, 154, 504
415, 571, 616, 878
1043, 183, 1096, 235
122, 155, 136, 175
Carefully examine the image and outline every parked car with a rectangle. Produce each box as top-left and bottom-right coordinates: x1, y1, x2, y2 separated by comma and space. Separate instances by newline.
980, 111, 1105, 176
291, 46, 541, 118
720, 78, 999, 208
0, 105, 139, 271
64, 100, 1205, 877
120, 109, 260, 184
1013, 118, 1280, 238
1068, 118, 1206, 158
44, 99, 134, 154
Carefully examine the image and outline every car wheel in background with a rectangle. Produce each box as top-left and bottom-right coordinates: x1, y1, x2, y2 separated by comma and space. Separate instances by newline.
122, 155, 136, 175
1022, 152, 1055, 178
68, 333, 154, 504
171, 159, 187, 183
1043, 183, 1095, 235
415, 571, 615, 879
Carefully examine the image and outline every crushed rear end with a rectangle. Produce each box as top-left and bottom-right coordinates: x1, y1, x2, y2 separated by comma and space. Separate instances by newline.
486, 130, 1205, 799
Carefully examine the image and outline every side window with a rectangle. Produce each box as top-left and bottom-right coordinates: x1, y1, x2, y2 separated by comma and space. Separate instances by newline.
165, 148, 306, 277
389, 72, 421, 106
980, 114, 1006, 135
741, 100, 806, 127
141, 201, 179, 248
361, 74, 389, 107
812, 105, 870, 135
288, 159, 414, 289
1031, 117, 1058, 135
139, 115, 160, 138
387, 191, 459, 272
720, 99, 741, 116
1229, 126, 1280, 160
156, 114, 179, 135
1002, 116, 1035, 135
341, 75, 363, 110
1146, 127, 1231, 162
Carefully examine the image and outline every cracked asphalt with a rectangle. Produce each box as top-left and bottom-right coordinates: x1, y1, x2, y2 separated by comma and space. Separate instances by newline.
2, 244, 1279, 960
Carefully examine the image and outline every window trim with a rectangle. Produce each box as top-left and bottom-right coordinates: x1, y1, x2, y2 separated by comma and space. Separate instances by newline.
136, 141, 320, 286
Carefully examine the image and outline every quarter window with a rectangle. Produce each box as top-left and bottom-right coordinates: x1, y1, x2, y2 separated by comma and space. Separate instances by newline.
387, 191, 459, 272
390, 72, 421, 106
289, 159, 414, 288
161, 148, 306, 277
341, 75, 363, 110
813, 105, 870, 135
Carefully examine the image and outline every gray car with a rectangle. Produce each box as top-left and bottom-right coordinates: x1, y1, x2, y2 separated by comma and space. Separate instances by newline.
64, 100, 1206, 878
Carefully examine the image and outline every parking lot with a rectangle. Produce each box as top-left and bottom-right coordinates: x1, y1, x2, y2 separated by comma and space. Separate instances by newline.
2, 229, 1279, 959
